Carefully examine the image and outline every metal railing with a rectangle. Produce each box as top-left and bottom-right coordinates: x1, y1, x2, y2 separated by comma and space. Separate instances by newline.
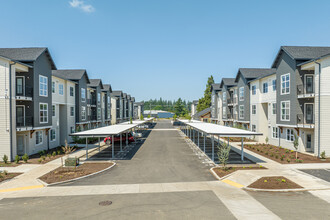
88, 115, 97, 121
16, 116, 33, 128
297, 84, 314, 96
297, 114, 314, 126
227, 114, 233, 119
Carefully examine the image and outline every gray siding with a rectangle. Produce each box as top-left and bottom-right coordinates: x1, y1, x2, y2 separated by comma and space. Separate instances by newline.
75, 74, 88, 123
237, 76, 250, 122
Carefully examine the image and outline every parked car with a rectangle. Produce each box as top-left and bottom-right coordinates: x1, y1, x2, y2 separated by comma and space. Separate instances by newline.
104, 132, 135, 144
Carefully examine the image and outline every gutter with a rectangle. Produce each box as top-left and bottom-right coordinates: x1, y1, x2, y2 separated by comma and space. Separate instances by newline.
315, 62, 321, 158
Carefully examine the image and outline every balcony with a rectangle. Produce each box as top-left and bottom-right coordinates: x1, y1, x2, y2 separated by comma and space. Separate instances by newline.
297, 114, 314, 128
227, 98, 234, 106
16, 116, 33, 131
16, 86, 33, 101
87, 98, 97, 106
88, 115, 97, 121
297, 84, 314, 98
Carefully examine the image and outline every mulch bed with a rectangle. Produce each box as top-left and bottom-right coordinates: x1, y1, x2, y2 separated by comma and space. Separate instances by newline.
0, 173, 22, 183
213, 166, 266, 178
245, 143, 330, 164
223, 137, 255, 142
39, 162, 113, 184
248, 176, 303, 189
0, 162, 21, 167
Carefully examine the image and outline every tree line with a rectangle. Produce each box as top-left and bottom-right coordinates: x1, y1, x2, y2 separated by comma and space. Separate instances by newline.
142, 98, 192, 117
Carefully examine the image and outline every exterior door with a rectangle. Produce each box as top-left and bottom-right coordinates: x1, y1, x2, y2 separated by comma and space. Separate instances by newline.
306, 134, 312, 151
16, 77, 24, 96
305, 104, 314, 124
306, 75, 314, 94
16, 106, 25, 126
17, 135, 25, 155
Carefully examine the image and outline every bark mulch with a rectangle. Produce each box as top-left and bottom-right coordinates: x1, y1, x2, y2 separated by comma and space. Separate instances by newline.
0, 173, 22, 183
245, 144, 330, 164
0, 162, 20, 167
248, 176, 303, 189
223, 137, 255, 142
213, 166, 266, 178
39, 162, 113, 184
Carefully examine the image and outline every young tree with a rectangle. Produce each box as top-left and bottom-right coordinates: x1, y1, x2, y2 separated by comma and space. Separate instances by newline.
293, 134, 299, 159
217, 142, 231, 170
197, 75, 214, 112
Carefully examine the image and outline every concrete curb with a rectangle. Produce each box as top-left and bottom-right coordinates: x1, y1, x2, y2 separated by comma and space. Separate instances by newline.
243, 186, 330, 193
38, 162, 116, 187
210, 167, 237, 181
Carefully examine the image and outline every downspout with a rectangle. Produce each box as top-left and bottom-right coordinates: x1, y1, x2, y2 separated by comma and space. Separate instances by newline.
9, 62, 16, 161
315, 62, 321, 158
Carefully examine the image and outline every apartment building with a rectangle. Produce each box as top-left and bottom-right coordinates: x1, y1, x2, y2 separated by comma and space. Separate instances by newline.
191, 100, 198, 117
0, 48, 56, 158
210, 83, 221, 124
127, 94, 131, 120
129, 96, 135, 120
102, 84, 112, 126
51, 72, 76, 146
123, 93, 128, 121
87, 79, 104, 128
111, 91, 123, 123
134, 102, 144, 119
220, 78, 237, 126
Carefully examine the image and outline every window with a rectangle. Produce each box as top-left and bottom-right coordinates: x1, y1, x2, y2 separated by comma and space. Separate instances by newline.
222, 107, 226, 117
98, 108, 101, 119
252, 125, 256, 132
36, 131, 43, 145
81, 88, 86, 102
81, 106, 86, 120
70, 107, 74, 117
272, 127, 278, 138
70, 127, 75, 134
272, 79, 276, 91
252, 85, 256, 95
70, 87, 74, 97
272, 103, 277, 115
223, 92, 226, 103
98, 93, 101, 103
59, 84, 64, 95
50, 129, 56, 141
52, 105, 55, 117
252, 105, 256, 115
39, 103, 48, 123
107, 96, 110, 103
239, 105, 244, 119
286, 129, 294, 141
39, 75, 48, 97
239, 87, 244, 101
281, 74, 290, 94
263, 82, 268, 93
281, 101, 290, 121
52, 82, 55, 93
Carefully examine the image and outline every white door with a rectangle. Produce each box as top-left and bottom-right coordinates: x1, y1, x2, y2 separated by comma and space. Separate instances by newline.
17, 135, 25, 155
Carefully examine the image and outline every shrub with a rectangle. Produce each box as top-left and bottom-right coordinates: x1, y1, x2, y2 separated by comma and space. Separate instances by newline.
264, 180, 268, 183
41, 156, 46, 161
217, 143, 231, 170
321, 151, 326, 159
3, 170, 8, 175
52, 151, 56, 157
47, 154, 51, 159
38, 150, 46, 156
14, 155, 20, 164
265, 137, 269, 144
286, 150, 289, 153
38, 158, 42, 164
259, 165, 263, 168
270, 153, 274, 157
281, 179, 286, 183
275, 155, 279, 159
2, 154, 8, 164
57, 150, 61, 155
265, 152, 268, 155
22, 154, 29, 163
287, 159, 291, 163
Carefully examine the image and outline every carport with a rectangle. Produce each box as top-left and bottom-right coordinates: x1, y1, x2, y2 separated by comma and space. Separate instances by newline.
179, 120, 262, 162
70, 119, 153, 159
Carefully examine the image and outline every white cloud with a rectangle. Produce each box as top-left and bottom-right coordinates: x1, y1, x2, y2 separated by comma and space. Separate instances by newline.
69, 0, 95, 13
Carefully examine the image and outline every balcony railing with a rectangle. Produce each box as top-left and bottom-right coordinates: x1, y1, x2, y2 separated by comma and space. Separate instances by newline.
297, 114, 314, 126
297, 84, 314, 97
87, 98, 97, 105
227, 98, 233, 105
16, 116, 33, 128
16, 86, 33, 99
227, 114, 233, 119
88, 115, 97, 121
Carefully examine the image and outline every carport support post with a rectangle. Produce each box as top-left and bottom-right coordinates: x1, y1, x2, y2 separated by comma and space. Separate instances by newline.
241, 137, 244, 161
212, 135, 214, 161
126, 131, 128, 146
197, 130, 199, 147
98, 137, 100, 152
112, 135, 114, 159
203, 132, 206, 152
193, 129, 195, 143
227, 137, 230, 146
85, 137, 88, 159
120, 133, 122, 152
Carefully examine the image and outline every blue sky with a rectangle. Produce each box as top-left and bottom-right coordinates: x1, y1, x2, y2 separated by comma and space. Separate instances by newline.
1, 0, 330, 102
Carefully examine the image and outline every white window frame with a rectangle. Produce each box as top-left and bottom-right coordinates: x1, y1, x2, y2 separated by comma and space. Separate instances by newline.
263, 82, 268, 93
81, 88, 86, 102
98, 93, 101, 103
272, 79, 276, 91
272, 103, 277, 115
70, 106, 75, 117
222, 107, 226, 117
252, 105, 256, 115
39, 75, 48, 97
59, 83, 64, 96
50, 129, 56, 142
281, 73, 290, 95
252, 85, 256, 95
98, 107, 101, 119
70, 87, 74, 97
52, 81, 55, 93
39, 103, 48, 124
52, 105, 56, 117
280, 101, 290, 121
272, 127, 278, 139
286, 128, 294, 142
81, 106, 86, 120
223, 92, 226, 103
239, 87, 244, 101
239, 105, 244, 119
252, 124, 256, 132
36, 131, 43, 145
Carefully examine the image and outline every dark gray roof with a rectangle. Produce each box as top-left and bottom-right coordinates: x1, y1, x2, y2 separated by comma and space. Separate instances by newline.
272, 46, 330, 68
52, 69, 90, 83
112, 90, 123, 97
211, 83, 221, 92
102, 84, 112, 92
127, 95, 131, 99
134, 102, 144, 106
88, 79, 104, 89
123, 93, 127, 98
235, 68, 276, 82
131, 97, 135, 102
194, 107, 211, 118
220, 78, 237, 88
0, 47, 56, 69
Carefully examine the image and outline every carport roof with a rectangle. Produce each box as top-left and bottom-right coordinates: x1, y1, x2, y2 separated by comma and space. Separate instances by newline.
179, 120, 262, 137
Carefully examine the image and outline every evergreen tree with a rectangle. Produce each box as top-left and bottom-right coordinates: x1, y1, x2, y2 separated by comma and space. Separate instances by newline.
197, 75, 214, 112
